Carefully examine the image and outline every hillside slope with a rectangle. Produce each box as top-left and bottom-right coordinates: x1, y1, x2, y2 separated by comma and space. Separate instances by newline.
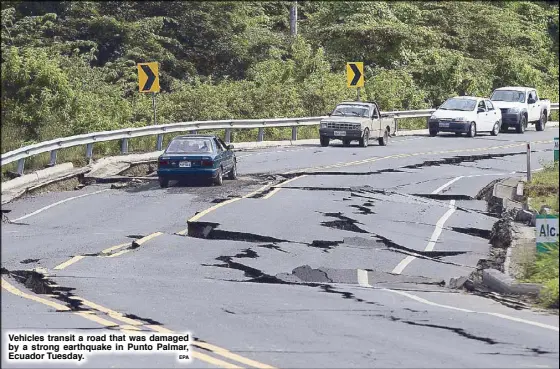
1, 1, 558, 154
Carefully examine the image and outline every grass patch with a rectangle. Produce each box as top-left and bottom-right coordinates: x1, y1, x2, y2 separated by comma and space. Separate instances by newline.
522, 160, 559, 309
525, 161, 559, 214
523, 245, 559, 309
397, 117, 427, 131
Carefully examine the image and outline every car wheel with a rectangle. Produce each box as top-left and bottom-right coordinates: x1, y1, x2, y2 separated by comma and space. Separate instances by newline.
490, 121, 500, 136
516, 115, 526, 134
228, 161, 237, 180
359, 129, 369, 147
378, 129, 389, 146
429, 129, 438, 137
536, 112, 546, 131
467, 122, 476, 138
213, 167, 223, 186
159, 177, 169, 188
320, 136, 330, 147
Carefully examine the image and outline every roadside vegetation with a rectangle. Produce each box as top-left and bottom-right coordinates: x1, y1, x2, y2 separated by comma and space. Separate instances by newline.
523, 161, 559, 309
1, 1, 559, 176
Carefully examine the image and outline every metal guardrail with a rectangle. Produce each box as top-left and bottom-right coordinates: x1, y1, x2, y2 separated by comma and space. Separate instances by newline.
2, 105, 558, 175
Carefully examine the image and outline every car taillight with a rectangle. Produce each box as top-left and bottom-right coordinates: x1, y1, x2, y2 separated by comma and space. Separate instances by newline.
159, 160, 168, 166
201, 160, 213, 167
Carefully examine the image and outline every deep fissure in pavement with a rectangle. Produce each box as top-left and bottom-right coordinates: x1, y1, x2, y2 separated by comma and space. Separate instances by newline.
4, 269, 165, 326
399, 320, 500, 345
451, 227, 492, 240
351, 204, 375, 215
413, 194, 474, 201
8, 270, 87, 312
257, 244, 288, 253
308, 240, 343, 252
320, 212, 369, 233
123, 313, 163, 325
20, 258, 40, 264
188, 221, 290, 243
276, 151, 527, 179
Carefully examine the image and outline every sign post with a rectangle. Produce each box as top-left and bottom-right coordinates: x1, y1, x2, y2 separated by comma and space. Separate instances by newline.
536, 215, 559, 253
554, 137, 559, 162
137, 62, 160, 126
526, 141, 532, 182
346, 62, 364, 101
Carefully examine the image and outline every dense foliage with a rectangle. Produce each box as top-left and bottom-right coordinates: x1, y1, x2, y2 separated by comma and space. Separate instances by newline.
1, 1, 559, 153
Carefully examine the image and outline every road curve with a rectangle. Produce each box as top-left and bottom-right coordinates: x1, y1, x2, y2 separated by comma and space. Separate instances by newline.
2, 127, 559, 368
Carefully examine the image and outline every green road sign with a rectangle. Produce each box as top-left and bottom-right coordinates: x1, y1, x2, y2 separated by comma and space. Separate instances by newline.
536, 214, 558, 253
554, 137, 558, 162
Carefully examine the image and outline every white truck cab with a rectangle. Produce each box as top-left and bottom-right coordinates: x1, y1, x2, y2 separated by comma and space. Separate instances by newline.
490, 87, 551, 133
318, 101, 396, 147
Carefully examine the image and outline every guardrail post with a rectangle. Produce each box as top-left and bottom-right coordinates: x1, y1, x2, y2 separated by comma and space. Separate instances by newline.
156, 134, 164, 151
49, 150, 57, 167
86, 143, 93, 161
225, 129, 231, 143
258, 128, 264, 142
291, 126, 298, 140
121, 138, 128, 154
17, 158, 25, 175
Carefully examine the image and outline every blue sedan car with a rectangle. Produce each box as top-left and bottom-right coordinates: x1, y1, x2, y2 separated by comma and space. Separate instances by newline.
157, 135, 237, 188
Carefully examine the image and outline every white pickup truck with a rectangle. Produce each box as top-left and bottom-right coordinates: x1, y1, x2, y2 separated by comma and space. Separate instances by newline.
318, 101, 396, 147
490, 86, 551, 133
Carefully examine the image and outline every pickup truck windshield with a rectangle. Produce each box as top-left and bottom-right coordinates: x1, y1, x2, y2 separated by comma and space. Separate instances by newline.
166, 138, 213, 154
490, 90, 526, 103
439, 98, 477, 111
331, 105, 369, 117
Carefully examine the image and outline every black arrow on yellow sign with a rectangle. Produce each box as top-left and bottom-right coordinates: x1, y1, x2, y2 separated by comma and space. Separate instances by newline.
137, 62, 160, 93
349, 64, 362, 86
140, 65, 156, 91
346, 62, 364, 88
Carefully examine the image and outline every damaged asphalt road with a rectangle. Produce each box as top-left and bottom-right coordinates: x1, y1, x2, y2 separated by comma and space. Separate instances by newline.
2, 129, 559, 368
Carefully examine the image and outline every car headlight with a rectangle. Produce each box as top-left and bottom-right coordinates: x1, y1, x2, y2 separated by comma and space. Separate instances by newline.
320, 123, 327, 128
353, 124, 361, 130
508, 107, 520, 113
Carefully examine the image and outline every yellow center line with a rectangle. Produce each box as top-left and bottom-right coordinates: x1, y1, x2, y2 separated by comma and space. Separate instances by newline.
2, 278, 70, 311
148, 325, 275, 369
71, 296, 143, 326
102, 242, 130, 254
282, 141, 552, 174
180, 183, 272, 230
134, 232, 164, 246
106, 249, 132, 258
53, 255, 86, 270
262, 175, 308, 200
106, 232, 163, 258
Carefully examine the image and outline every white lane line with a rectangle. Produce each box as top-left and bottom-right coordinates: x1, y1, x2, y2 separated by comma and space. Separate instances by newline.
431, 176, 464, 195
384, 288, 559, 332
391, 200, 457, 275
355, 270, 559, 332
13, 189, 111, 222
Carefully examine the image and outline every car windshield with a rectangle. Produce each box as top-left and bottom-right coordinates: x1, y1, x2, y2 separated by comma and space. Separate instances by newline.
165, 138, 213, 154
331, 105, 369, 117
439, 98, 477, 111
490, 90, 526, 103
